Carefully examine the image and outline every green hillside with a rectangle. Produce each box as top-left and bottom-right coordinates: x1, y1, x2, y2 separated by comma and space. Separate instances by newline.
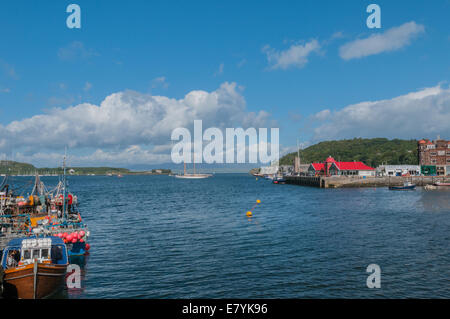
0, 161, 132, 175
280, 138, 418, 167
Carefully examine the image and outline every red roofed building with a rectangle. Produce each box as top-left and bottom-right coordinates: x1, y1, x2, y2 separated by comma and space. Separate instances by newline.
308, 156, 375, 177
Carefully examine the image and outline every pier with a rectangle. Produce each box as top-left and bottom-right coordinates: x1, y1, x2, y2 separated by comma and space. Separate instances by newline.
285, 176, 450, 188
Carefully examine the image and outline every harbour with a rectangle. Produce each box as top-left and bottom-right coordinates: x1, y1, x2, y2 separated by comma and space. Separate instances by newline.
284, 175, 450, 188
0, 173, 446, 298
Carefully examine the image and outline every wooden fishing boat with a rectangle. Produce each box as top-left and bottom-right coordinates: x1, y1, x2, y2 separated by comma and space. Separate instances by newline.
389, 182, 416, 190
1, 236, 69, 299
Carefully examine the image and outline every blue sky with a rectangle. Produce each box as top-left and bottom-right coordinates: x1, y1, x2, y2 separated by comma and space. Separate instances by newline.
0, 0, 449, 167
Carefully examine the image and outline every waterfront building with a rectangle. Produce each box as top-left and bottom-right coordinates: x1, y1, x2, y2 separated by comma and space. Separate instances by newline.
418, 137, 450, 176
259, 165, 278, 176
308, 156, 375, 177
376, 165, 421, 176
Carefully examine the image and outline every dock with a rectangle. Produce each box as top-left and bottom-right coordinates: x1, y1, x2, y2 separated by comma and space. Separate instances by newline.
285, 176, 450, 188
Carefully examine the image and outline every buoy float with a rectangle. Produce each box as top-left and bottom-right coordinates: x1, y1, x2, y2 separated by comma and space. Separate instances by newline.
256, 199, 261, 204
246, 211, 253, 217
85, 243, 90, 251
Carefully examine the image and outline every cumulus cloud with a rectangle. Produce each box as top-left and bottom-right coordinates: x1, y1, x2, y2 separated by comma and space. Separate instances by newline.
263, 39, 321, 70
311, 84, 450, 141
339, 21, 425, 60
0, 82, 271, 165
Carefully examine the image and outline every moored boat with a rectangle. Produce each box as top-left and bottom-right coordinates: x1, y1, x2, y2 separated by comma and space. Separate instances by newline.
433, 181, 450, 187
273, 178, 286, 184
1, 236, 69, 299
389, 182, 416, 190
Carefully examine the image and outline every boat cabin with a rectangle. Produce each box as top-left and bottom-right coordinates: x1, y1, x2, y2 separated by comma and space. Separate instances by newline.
1, 236, 69, 269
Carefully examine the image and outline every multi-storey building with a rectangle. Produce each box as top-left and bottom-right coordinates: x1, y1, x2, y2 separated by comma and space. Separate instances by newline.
418, 138, 450, 175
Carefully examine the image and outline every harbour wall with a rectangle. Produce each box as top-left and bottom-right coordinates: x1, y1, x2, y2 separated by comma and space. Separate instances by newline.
285, 176, 450, 188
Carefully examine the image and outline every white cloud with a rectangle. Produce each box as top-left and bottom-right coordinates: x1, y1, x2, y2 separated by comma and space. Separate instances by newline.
263, 39, 321, 70
311, 84, 450, 141
0, 82, 271, 165
339, 21, 425, 60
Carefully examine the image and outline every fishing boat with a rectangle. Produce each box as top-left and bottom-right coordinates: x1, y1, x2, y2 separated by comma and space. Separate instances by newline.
433, 181, 450, 187
0, 153, 91, 259
389, 181, 416, 190
1, 236, 69, 299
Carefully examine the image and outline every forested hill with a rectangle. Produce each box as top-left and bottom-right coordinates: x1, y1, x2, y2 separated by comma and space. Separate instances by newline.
0, 160, 132, 175
280, 138, 418, 167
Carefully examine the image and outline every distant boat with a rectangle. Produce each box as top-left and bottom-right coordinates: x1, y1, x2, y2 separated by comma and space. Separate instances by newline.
174, 162, 211, 179
389, 182, 416, 190
175, 174, 211, 179
273, 178, 286, 184
433, 181, 450, 187
117, 174, 123, 178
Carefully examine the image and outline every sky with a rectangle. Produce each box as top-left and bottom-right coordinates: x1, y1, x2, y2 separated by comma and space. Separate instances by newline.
0, 0, 449, 167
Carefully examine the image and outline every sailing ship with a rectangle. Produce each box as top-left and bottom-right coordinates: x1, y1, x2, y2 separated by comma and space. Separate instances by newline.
174, 160, 212, 179
1, 236, 69, 299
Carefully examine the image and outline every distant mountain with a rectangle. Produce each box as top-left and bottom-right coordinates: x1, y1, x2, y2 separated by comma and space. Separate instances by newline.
280, 138, 418, 167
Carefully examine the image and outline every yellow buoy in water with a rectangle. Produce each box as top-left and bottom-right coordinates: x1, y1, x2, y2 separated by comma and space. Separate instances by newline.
246, 211, 253, 217
256, 199, 261, 204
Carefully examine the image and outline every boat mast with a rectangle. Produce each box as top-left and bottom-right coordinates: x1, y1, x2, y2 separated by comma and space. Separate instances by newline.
62, 147, 67, 221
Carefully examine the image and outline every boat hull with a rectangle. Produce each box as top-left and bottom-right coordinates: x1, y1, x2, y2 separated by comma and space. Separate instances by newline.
175, 174, 211, 179
433, 182, 450, 187
67, 242, 87, 257
389, 185, 416, 190
3, 262, 67, 299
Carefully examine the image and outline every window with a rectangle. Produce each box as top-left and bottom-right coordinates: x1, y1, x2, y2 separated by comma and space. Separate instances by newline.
41, 249, 49, 259
431, 152, 437, 156
22, 249, 31, 260
32, 249, 39, 259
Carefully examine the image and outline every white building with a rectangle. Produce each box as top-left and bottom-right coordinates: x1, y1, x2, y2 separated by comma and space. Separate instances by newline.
259, 166, 279, 175
376, 165, 421, 176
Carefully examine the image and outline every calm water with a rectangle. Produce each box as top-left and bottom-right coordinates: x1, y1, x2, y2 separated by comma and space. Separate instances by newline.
13, 174, 450, 298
